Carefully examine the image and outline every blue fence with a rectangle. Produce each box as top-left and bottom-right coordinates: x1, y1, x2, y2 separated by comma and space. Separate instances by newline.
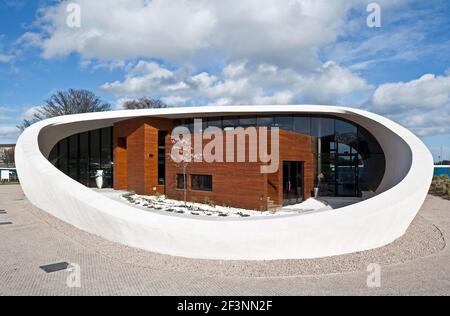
434, 166, 450, 177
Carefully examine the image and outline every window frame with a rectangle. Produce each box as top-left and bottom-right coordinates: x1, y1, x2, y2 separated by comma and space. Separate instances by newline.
190, 174, 213, 192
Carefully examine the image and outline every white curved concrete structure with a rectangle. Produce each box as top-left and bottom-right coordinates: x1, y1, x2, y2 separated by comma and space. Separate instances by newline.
15, 105, 433, 260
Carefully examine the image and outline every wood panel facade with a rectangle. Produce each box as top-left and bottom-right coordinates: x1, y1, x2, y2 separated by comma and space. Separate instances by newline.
114, 118, 315, 211
113, 117, 172, 195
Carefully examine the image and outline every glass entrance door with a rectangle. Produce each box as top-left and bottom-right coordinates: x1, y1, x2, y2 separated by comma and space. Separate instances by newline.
336, 154, 358, 196
283, 161, 304, 206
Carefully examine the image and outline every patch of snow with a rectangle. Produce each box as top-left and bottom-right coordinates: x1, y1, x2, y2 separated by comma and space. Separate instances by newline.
121, 194, 323, 218
281, 198, 332, 212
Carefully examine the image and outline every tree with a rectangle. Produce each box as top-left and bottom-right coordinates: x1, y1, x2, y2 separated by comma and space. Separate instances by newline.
0, 147, 15, 167
18, 89, 111, 131
123, 98, 168, 110
170, 133, 201, 206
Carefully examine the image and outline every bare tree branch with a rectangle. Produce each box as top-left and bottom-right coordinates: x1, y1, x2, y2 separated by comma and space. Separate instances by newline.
17, 89, 111, 131
123, 98, 168, 110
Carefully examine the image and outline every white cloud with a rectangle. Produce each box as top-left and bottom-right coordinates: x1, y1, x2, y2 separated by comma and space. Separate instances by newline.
371, 74, 450, 113
27, 0, 217, 61
0, 126, 19, 143
101, 59, 370, 106
23, 0, 395, 70
0, 106, 16, 121
21, 106, 41, 121
0, 54, 13, 63
0, 34, 14, 63
369, 73, 450, 136
101, 61, 175, 95
298, 61, 372, 103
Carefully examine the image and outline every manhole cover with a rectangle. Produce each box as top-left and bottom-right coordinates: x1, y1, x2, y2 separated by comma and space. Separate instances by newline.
40, 262, 71, 273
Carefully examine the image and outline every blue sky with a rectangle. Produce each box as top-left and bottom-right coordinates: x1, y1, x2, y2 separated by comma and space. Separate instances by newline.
0, 0, 449, 161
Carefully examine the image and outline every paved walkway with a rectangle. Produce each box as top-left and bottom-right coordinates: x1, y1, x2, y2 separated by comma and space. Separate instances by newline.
0, 185, 449, 295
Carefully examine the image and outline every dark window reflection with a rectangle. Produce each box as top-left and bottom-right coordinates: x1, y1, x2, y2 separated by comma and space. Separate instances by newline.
239, 116, 256, 127
68, 135, 78, 180
47, 115, 386, 197
79, 132, 89, 186
312, 117, 334, 137
48, 127, 114, 189
59, 138, 68, 175
89, 129, 101, 187
293, 116, 311, 135
273, 116, 293, 130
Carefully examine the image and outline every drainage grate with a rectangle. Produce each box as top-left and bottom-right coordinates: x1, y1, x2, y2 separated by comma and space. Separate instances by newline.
40, 262, 71, 273
0, 222, 12, 226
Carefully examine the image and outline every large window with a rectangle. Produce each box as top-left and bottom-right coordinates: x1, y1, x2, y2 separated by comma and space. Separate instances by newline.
191, 174, 213, 192
158, 131, 167, 185
48, 127, 114, 188
170, 114, 386, 197
177, 174, 186, 190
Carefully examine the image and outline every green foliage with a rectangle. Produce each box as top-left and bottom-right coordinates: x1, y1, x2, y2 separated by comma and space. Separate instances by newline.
203, 197, 216, 207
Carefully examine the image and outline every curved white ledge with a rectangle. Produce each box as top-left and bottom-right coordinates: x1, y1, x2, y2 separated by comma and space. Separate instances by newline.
15, 105, 433, 260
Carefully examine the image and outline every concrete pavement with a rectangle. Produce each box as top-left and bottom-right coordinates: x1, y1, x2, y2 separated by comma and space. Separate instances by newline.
0, 185, 449, 295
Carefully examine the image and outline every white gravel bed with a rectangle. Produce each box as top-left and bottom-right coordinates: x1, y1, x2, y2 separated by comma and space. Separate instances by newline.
121, 193, 329, 217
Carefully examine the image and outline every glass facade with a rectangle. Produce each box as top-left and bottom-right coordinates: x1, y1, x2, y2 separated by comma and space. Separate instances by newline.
47, 115, 385, 198
158, 131, 167, 185
191, 174, 213, 191
48, 127, 113, 188
174, 114, 386, 197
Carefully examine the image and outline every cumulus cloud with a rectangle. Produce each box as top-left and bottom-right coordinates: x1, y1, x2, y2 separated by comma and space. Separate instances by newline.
0, 54, 13, 63
369, 73, 450, 136
21, 106, 42, 121
0, 126, 19, 143
101, 60, 371, 106
23, 0, 390, 70
0, 106, 14, 121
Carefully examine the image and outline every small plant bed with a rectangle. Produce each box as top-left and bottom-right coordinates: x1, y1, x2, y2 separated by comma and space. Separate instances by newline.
0, 181, 20, 185
121, 193, 304, 218
429, 175, 450, 200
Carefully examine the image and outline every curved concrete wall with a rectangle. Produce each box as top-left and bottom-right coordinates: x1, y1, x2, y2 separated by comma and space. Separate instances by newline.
15, 106, 433, 260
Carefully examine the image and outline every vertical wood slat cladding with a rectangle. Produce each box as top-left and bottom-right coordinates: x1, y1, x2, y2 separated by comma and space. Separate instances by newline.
166, 131, 268, 210
114, 118, 172, 195
166, 129, 315, 210
277, 130, 315, 204
114, 118, 315, 211
114, 137, 128, 190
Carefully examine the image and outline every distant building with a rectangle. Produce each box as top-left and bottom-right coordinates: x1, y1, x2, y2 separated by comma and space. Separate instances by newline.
0, 144, 15, 168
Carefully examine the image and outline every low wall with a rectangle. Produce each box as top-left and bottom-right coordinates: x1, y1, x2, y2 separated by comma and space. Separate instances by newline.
15, 106, 433, 260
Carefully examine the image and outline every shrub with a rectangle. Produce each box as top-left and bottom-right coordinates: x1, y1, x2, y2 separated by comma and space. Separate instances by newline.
443, 185, 449, 195
203, 197, 216, 208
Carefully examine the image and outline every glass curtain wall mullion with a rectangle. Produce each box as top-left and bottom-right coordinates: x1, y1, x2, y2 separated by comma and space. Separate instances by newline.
110, 127, 114, 187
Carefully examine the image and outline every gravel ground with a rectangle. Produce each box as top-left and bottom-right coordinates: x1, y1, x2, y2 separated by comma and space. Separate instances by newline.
24, 189, 445, 278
